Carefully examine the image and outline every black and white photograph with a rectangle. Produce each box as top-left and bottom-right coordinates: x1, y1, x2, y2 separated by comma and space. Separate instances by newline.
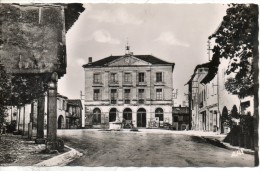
0, 0, 259, 169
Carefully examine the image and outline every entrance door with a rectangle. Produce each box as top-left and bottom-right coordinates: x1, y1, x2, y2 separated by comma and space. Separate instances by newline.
58, 115, 64, 129
137, 108, 146, 127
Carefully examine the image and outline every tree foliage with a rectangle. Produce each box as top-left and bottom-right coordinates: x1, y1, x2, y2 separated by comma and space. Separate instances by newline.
209, 4, 258, 98
0, 63, 11, 124
10, 75, 48, 106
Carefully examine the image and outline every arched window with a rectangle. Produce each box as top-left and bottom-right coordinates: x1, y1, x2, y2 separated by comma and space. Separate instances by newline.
58, 115, 64, 129
93, 108, 101, 125
155, 108, 164, 121
123, 108, 132, 121
109, 108, 117, 122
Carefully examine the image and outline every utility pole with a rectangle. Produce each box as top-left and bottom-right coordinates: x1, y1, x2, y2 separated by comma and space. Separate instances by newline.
80, 91, 85, 128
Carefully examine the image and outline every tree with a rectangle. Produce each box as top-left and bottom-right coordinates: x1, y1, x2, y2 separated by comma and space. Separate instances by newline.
209, 4, 259, 165
0, 63, 11, 125
231, 105, 240, 119
209, 4, 258, 98
10, 75, 48, 106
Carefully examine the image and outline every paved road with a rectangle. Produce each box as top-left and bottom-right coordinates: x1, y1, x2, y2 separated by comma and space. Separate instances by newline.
58, 129, 254, 167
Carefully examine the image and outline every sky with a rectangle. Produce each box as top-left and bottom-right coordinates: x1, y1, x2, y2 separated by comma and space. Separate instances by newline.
58, 3, 228, 106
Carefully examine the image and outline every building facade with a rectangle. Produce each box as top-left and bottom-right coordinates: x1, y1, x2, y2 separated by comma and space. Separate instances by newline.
187, 57, 254, 133
44, 93, 68, 129
172, 106, 189, 130
66, 99, 82, 129
83, 52, 175, 128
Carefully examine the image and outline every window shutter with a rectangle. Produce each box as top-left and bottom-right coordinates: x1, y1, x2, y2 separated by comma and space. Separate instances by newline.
144, 72, 146, 82
100, 89, 102, 100
137, 72, 139, 83
162, 72, 164, 82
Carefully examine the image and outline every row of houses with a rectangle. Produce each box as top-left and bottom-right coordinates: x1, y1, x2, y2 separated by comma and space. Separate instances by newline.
5, 93, 83, 134
186, 55, 254, 133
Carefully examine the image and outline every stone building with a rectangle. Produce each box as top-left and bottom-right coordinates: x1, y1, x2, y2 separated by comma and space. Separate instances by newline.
172, 106, 189, 130
187, 57, 254, 133
83, 50, 175, 128
186, 62, 212, 131
43, 93, 67, 129
66, 99, 82, 129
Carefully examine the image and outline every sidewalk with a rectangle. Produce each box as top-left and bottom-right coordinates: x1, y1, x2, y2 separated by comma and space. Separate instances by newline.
100, 128, 255, 155
0, 133, 81, 166
172, 130, 255, 155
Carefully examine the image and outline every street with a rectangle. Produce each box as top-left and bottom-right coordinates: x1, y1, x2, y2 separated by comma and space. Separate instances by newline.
58, 129, 254, 167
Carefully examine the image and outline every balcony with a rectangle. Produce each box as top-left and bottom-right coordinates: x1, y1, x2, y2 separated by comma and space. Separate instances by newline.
109, 80, 119, 87
137, 81, 147, 86
111, 100, 117, 104
154, 81, 165, 86
138, 99, 145, 104
123, 81, 133, 86
93, 81, 103, 87
124, 99, 130, 104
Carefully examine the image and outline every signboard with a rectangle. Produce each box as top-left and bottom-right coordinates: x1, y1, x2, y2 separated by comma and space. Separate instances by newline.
0, 4, 66, 75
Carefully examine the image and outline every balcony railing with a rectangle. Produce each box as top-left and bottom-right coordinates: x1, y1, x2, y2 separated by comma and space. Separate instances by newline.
109, 80, 119, 86
111, 100, 117, 104
124, 99, 130, 104
138, 99, 145, 104
123, 81, 132, 86
137, 81, 147, 86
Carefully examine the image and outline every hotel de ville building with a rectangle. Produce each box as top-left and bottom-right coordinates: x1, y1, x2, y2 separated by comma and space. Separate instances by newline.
83, 47, 175, 128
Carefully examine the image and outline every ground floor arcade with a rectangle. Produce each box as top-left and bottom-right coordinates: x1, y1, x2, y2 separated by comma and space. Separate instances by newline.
85, 105, 172, 129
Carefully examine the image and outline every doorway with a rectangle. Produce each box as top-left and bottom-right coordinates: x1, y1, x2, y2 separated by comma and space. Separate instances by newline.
137, 108, 146, 127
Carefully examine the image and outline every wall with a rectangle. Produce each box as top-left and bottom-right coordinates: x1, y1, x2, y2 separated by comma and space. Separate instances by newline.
84, 64, 173, 128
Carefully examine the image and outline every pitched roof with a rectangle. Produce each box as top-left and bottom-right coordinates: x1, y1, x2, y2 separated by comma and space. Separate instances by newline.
67, 99, 82, 109
185, 62, 211, 85
82, 55, 175, 68
200, 55, 220, 84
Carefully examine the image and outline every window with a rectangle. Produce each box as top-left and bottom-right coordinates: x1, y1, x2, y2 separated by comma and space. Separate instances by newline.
155, 108, 164, 121
178, 115, 183, 121
156, 72, 163, 82
156, 88, 163, 100
93, 108, 101, 125
138, 72, 145, 82
124, 89, 131, 104
93, 89, 101, 101
93, 73, 101, 83
110, 73, 118, 83
173, 116, 178, 122
111, 89, 117, 104
138, 89, 145, 104
124, 73, 132, 83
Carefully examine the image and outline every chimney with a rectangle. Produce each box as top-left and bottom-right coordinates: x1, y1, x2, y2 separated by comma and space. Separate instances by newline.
88, 57, 92, 64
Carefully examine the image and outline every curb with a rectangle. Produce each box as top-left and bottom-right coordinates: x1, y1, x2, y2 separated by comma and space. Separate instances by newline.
201, 136, 255, 155
221, 142, 255, 155
34, 145, 83, 166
